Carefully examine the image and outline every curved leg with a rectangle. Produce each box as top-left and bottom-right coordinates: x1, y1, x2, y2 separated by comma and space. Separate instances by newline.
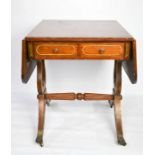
113, 61, 126, 146
109, 60, 116, 108
36, 97, 45, 147
36, 60, 46, 147
114, 96, 126, 146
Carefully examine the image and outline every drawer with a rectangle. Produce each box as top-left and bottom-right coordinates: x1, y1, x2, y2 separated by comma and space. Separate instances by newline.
34, 43, 78, 59
80, 43, 125, 59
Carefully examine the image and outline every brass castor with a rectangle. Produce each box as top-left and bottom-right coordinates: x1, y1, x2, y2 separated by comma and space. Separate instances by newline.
108, 100, 114, 108
117, 135, 127, 146
36, 136, 44, 147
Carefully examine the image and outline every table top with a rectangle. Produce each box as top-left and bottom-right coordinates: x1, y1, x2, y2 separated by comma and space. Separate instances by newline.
26, 20, 133, 41
22, 20, 137, 84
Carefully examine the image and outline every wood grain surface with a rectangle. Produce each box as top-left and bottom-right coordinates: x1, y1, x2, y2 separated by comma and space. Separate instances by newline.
26, 20, 132, 39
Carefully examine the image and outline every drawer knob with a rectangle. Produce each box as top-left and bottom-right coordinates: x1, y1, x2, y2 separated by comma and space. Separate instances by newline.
99, 48, 105, 54
52, 48, 59, 53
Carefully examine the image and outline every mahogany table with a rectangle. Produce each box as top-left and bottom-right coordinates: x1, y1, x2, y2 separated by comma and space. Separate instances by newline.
21, 20, 137, 147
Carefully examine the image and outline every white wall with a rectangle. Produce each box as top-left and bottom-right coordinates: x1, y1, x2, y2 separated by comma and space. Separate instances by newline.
11, 0, 142, 96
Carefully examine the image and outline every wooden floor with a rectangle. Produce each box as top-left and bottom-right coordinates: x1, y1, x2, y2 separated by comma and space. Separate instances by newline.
12, 92, 142, 155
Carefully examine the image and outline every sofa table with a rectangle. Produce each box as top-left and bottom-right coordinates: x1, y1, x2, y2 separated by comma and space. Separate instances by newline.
21, 20, 137, 147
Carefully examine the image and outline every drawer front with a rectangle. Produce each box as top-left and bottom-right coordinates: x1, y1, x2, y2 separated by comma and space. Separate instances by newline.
34, 43, 78, 59
80, 43, 125, 59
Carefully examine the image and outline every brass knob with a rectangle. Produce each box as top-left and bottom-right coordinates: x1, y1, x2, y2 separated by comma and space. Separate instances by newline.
52, 48, 59, 53
99, 48, 105, 54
